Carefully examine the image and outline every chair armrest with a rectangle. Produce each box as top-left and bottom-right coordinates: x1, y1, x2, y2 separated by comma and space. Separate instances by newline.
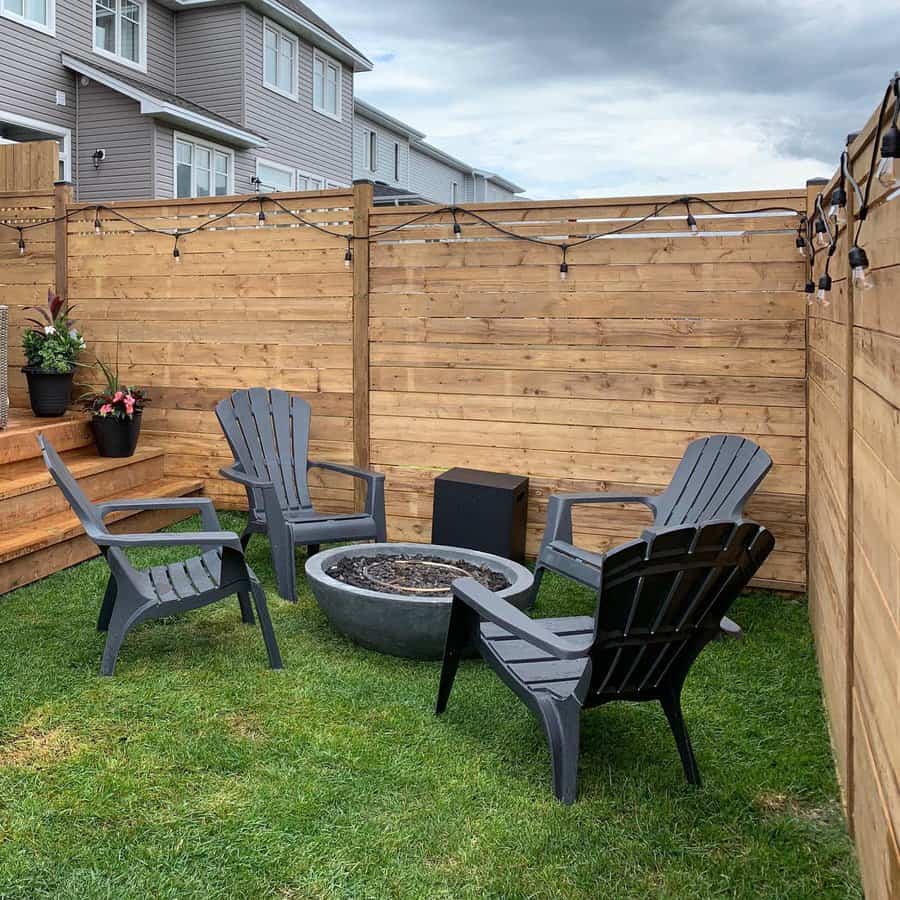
95, 531, 244, 552
96, 496, 221, 531
542, 492, 657, 547
307, 460, 383, 483
451, 577, 592, 660
219, 464, 273, 489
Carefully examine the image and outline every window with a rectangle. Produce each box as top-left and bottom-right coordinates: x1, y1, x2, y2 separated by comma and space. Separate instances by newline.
256, 160, 294, 192
262, 19, 297, 100
313, 49, 341, 119
363, 130, 377, 173
94, 0, 145, 69
297, 171, 325, 191
451, 181, 459, 205
393, 142, 400, 182
175, 135, 232, 198
0, 110, 70, 179
1, 0, 53, 34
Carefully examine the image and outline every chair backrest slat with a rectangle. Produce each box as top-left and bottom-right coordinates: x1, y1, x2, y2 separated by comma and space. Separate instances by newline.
38, 434, 106, 536
585, 520, 774, 701
654, 436, 773, 527
216, 388, 312, 512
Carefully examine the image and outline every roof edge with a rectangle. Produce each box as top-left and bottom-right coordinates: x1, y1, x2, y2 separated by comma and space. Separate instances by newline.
354, 99, 426, 140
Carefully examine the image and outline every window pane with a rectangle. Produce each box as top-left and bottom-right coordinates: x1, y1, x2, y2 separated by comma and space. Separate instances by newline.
5, 0, 24, 16
313, 58, 325, 109
95, 0, 116, 53
176, 140, 192, 165
257, 164, 293, 192
277, 50, 292, 94
176, 163, 192, 198
325, 78, 337, 115
120, 1, 141, 62
25, 0, 46, 24
195, 147, 211, 197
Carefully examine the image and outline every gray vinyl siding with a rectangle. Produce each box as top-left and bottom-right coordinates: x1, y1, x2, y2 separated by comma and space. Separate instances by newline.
74, 80, 154, 202
174, 5, 244, 124
242, 6, 353, 189
353, 111, 409, 188
485, 181, 518, 202
153, 124, 174, 197
408, 146, 470, 205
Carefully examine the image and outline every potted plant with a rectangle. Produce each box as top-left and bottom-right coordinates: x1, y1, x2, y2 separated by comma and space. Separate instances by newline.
80, 356, 149, 458
21, 290, 86, 417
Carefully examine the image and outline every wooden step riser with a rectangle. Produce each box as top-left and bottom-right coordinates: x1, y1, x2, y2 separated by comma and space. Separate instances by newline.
0, 456, 167, 523
0, 505, 197, 595
0, 416, 93, 465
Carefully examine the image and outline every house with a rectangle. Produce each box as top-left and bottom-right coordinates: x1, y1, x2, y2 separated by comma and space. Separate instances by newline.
0, 0, 372, 201
0, 0, 525, 203
353, 98, 525, 205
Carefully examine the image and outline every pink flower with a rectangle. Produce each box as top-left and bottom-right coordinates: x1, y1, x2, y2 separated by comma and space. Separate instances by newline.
112, 391, 124, 403
99, 404, 113, 416
124, 396, 135, 415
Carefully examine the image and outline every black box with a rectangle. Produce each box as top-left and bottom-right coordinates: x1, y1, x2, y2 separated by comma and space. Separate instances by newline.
431, 468, 529, 563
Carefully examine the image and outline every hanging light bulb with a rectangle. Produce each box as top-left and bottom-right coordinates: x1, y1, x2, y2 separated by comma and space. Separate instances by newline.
813, 218, 830, 249
93, 209, 102, 235
817, 272, 832, 304
686, 212, 699, 235
796, 235, 807, 255
344, 244, 353, 269
877, 125, 899, 189
559, 261, 569, 282
804, 280, 816, 294
17, 232, 26, 256
827, 186, 847, 227
257, 202, 267, 227
173, 239, 181, 264
453, 221, 463, 239
849, 245, 875, 292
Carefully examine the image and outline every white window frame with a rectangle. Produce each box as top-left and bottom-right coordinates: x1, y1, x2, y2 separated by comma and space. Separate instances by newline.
173, 132, 234, 199
363, 129, 377, 173
0, 109, 70, 180
296, 169, 325, 192
0, 0, 54, 35
312, 48, 342, 121
262, 18, 298, 101
92, 0, 147, 72
255, 158, 295, 192
451, 181, 459, 205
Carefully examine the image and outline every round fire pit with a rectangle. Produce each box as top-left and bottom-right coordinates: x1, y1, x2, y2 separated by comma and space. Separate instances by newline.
305, 543, 534, 660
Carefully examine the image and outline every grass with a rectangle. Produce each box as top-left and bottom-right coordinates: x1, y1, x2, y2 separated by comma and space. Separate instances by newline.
0, 512, 860, 899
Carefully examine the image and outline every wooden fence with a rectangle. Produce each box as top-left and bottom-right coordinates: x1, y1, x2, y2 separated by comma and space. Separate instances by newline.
808, 96, 900, 899
367, 192, 808, 590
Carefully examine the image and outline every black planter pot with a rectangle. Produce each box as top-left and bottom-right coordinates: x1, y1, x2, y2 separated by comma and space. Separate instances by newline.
91, 412, 142, 458
22, 367, 75, 417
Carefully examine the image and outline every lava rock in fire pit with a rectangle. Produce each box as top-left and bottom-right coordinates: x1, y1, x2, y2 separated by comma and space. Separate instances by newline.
325, 553, 511, 598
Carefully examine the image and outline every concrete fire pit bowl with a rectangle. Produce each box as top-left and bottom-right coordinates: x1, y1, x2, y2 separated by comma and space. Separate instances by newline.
305, 543, 534, 660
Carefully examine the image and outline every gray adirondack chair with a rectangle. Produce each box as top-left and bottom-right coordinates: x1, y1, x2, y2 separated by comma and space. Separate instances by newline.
216, 388, 387, 602
437, 519, 775, 803
532, 435, 773, 635
38, 435, 282, 676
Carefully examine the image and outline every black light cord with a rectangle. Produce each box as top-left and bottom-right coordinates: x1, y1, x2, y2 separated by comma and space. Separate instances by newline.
855, 74, 899, 243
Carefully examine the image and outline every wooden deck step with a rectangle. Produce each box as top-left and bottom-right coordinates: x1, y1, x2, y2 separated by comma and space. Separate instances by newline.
0, 446, 166, 522
0, 477, 204, 594
0, 410, 92, 465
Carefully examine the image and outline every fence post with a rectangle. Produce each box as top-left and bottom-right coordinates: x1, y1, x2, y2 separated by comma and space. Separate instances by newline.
352, 180, 373, 512
53, 180, 72, 302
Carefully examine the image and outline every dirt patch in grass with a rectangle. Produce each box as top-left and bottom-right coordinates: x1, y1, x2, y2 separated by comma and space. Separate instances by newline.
0, 719, 84, 769
222, 712, 266, 742
755, 792, 844, 828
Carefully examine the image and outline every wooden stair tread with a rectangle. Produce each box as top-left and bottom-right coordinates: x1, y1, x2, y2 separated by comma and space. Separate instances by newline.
0, 411, 92, 465
0, 477, 203, 564
0, 446, 166, 501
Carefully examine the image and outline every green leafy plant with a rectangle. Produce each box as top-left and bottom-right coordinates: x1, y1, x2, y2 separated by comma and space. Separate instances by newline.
80, 352, 148, 422
22, 289, 85, 373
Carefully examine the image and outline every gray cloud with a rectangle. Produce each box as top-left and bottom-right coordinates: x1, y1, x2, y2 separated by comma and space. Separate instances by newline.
312, 0, 900, 197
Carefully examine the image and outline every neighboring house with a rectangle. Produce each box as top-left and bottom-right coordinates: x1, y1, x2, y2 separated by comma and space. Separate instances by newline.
0, 0, 372, 201
354, 99, 525, 205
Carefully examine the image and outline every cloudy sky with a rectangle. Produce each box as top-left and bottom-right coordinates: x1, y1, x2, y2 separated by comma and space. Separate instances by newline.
312, 0, 900, 199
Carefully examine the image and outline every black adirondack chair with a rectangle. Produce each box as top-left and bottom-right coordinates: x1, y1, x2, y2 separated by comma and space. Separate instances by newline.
436, 519, 775, 803
38, 435, 282, 676
532, 435, 773, 635
216, 388, 387, 601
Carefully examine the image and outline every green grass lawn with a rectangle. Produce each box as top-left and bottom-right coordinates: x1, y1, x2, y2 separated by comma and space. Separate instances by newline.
0, 513, 860, 899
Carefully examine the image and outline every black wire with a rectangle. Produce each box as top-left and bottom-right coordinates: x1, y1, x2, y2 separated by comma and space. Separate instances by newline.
855, 74, 899, 243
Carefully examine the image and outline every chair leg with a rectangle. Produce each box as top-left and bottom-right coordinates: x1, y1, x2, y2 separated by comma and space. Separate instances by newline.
100, 600, 140, 677
527, 564, 546, 608
660, 689, 701, 786
538, 697, 581, 804
435, 596, 475, 715
97, 575, 117, 632
250, 581, 283, 670
237, 591, 255, 625
240, 528, 253, 550
271, 537, 298, 603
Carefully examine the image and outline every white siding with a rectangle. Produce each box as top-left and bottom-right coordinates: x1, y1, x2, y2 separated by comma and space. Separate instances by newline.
353, 110, 409, 188
408, 146, 470, 205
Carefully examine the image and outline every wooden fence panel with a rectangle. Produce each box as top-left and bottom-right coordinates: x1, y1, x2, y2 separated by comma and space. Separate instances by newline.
806, 89, 900, 898
369, 189, 808, 590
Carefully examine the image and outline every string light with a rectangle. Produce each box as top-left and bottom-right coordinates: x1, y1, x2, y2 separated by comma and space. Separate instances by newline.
559, 246, 569, 282
257, 198, 266, 227
813, 217, 830, 248
451, 208, 463, 239
17, 228, 25, 256
93, 207, 102, 235
344, 238, 353, 270
827, 185, 847, 227
173, 235, 181, 264
877, 76, 900, 189
816, 271, 832, 305
684, 200, 699, 235
848, 245, 874, 291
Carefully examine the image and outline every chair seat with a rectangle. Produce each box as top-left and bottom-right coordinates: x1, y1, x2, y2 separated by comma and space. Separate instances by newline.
139, 549, 225, 603
480, 615, 594, 698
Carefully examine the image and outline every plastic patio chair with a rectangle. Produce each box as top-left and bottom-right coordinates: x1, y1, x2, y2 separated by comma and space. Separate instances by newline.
436, 519, 775, 803
216, 388, 386, 602
38, 434, 282, 676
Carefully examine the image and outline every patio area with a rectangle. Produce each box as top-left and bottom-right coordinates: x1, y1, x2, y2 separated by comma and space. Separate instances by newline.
0, 513, 860, 899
